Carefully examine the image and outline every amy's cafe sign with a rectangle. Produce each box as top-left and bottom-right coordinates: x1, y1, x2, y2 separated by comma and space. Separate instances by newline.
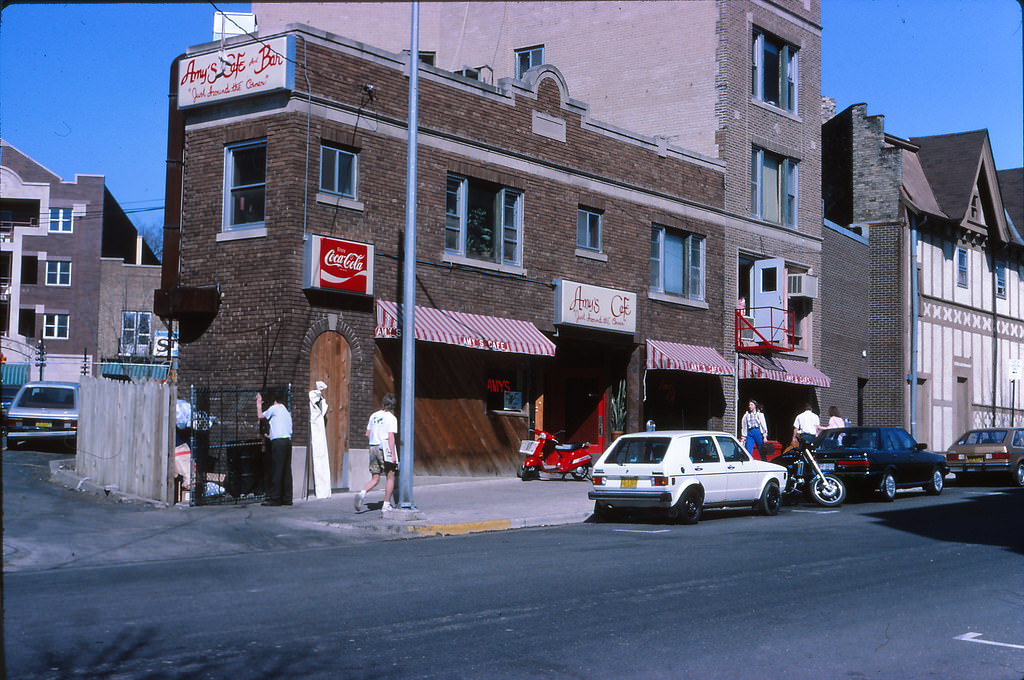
303, 235, 374, 296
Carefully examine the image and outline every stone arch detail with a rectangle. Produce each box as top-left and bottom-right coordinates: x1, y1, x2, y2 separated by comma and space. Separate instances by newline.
300, 312, 362, 361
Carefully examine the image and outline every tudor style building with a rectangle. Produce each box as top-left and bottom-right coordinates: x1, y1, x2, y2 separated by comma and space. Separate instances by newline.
822, 104, 1024, 449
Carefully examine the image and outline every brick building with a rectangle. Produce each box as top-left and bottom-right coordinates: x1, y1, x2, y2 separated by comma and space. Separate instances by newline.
0, 141, 163, 385
822, 104, 1024, 449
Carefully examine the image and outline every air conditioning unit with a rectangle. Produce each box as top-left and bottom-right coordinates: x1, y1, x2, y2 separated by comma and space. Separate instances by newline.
788, 273, 818, 299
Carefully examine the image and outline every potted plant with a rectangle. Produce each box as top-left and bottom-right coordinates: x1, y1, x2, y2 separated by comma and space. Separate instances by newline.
608, 378, 627, 440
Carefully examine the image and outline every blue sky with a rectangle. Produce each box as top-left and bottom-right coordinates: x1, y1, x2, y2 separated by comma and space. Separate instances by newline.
0, 1, 1021, 250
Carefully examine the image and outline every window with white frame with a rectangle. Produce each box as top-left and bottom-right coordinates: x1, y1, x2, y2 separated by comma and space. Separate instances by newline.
224, 140, 267, 230
445, 174, 522, 266
515, 45, 544, 79
43, 313, 69, 340
995, 260, 1007, 298
48, 207, 72, 233
44, 261, 71, 286
320, 144, 357, 199
957, 247, 969, 288
650, 224, 705, 302
120, 311, 153, 356
751, 147, 798, 227
577, 207, 602, 252
752, 29, 798, 113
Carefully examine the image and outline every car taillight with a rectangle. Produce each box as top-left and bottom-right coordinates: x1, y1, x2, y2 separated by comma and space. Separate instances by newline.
992, 453, 1010, 460
946, 453, 962, 461
838, 459, 870, 469
592, 476, 604, 486
651, 476, 668, 486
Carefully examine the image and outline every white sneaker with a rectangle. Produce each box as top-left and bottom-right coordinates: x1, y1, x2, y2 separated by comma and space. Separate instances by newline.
354, 490, 366, 512
382, 501, 393, 511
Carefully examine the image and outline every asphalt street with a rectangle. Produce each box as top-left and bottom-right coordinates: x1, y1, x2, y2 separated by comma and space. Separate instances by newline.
4, 450, 1024, 679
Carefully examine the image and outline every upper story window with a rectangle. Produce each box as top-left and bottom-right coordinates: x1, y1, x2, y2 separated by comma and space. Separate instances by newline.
650, 224, 705, 302
120, 311, 153, 356
43, 313, 69, 340
44, 261, 71, 287
995, 260, 1007, 298
445, 174, 522, 266
48, 208, 72, 233
320, 145, 358, 199
752, 29, 798, 113
751, 147, 798, 227
577, 207, 603, 252
515, 45, 544, 79
957, 247, 969, 288
224, 140, 266, 230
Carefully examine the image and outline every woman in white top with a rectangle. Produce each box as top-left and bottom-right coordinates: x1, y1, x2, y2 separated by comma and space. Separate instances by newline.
740, 399, 769, 456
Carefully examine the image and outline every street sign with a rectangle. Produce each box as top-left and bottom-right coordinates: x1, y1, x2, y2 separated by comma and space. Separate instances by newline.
1009, 358, 1022, 381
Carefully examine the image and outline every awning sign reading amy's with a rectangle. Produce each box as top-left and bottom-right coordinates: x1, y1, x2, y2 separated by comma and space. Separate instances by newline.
177, 36, 295, 108
303, 234, 374, 296
553, 279, 637, 334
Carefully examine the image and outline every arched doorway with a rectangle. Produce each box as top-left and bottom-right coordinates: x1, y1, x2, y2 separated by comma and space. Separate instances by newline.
309, 331, 351, 489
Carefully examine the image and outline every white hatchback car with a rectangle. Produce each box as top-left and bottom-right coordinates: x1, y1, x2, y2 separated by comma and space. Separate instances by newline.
589, 430, 788, 523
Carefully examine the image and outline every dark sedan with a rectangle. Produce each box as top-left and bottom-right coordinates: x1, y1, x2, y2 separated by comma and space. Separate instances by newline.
812, 427, 948, 501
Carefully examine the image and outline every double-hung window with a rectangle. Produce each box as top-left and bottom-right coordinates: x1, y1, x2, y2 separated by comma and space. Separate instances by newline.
224, 140, 267, 230
515, 45, 544, 79
445, 174, 522, 266
751, 147, 798, 227
752, 29, 798, 113
995, 259, 1007, 298
120, 311, 153, 356
577, 207, 602, 252
957, 247, 969, 288
48, 208, 72, 233
44, 261, 71, 287
650, 225, 705, 302
320, 144, 358, 199
43, 313, 69, 340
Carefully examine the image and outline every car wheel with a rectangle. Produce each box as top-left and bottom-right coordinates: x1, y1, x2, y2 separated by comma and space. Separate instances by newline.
671, 487, 703, 524
571, 466, 591, 481
756, 480, 782, 516
878, 471, 897, 502
1011, 462, 1024, 488
925, 467, 944, 495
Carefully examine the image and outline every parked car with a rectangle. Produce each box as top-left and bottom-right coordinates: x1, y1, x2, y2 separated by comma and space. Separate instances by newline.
4, 381, 79, 450
944, 428, 1024, 488
589, 430, 788, 524
812, 427, 947, 501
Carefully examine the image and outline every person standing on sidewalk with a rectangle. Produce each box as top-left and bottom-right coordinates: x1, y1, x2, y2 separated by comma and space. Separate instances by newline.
257, 389, 293, 507
739, 399, 768, 456
791, 403, 820, 450
356, 393, 398, 512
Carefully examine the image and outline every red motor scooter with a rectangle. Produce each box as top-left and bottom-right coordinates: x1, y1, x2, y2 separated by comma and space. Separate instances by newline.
518, 428, 597, 481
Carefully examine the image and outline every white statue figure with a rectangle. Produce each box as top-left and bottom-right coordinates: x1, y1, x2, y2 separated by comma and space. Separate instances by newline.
309, 380, 332, 499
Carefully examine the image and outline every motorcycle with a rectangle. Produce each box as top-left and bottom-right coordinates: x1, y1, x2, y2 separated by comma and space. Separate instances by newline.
518, 428, 596, 481
773, 435, 846, 507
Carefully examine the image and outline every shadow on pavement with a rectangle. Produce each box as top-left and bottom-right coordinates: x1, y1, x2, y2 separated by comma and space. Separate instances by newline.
866, 488, 1024, 555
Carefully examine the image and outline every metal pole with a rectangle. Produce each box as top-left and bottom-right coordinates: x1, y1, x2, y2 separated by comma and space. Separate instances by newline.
398, 1, 419, 509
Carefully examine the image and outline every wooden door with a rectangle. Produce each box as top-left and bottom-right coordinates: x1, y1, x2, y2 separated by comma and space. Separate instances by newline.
309, 331, 351, 488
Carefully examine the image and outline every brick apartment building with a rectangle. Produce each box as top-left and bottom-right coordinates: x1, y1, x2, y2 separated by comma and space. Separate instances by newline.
822, 104, 1024, 449
0, 141, 163, 386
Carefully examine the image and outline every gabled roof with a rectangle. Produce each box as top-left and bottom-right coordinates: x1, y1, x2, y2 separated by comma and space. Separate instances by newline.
900, 148, 946, 219
909, 129, 1010, 243
997, 168, 1023, 246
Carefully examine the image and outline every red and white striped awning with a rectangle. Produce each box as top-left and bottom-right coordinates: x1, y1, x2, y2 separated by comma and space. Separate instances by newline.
738, 355, 830, 388
646, 340, 734, 376
374, 300, 556, 356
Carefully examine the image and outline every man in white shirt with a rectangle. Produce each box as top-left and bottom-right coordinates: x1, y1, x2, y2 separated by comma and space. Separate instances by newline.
792, 403, 820, 449
256, 390, 293, 506
356, 393, 399, 512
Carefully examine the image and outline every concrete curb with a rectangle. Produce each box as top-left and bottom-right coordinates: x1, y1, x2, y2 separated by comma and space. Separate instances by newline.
318, 511, 593, 538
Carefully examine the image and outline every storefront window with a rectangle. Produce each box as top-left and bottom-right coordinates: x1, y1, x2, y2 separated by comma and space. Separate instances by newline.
486, 369, 524, 412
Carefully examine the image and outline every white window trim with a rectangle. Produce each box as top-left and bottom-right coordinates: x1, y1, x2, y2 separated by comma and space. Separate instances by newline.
48, 207, 73, 233
223, 140, 267, 232
957, 247, 969, 288
444, 174, 523, 267
43, 313, 69, 339
995, 259, 1007, 298
751, 147, 799, 228
577, 207, 603, 253
515, 45, 544, 79
650, 224, 706, 303
44, 261, 72, 287
752, 29, 799, 114
319, 144, 358, 200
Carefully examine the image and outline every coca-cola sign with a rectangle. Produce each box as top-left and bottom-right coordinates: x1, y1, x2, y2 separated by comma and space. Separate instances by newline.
304, 235, 373, 296
177, 36, 295, 108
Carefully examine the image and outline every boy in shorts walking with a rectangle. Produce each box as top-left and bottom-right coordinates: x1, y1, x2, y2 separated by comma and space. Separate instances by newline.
356, 393, 398, 511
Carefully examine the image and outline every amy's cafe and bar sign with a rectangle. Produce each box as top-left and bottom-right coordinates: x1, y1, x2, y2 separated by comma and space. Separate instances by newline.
303, 234, 374, 296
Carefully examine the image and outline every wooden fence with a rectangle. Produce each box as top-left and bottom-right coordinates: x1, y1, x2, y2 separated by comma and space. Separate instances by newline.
76, 376, 176, 504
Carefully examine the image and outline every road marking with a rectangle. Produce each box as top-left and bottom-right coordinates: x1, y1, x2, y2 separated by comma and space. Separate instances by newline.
955, 632, 1024, 651
791, 509, 841, 514
613, 529, 672, 534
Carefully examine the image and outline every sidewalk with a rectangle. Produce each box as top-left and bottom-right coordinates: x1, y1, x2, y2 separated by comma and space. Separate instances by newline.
50, 460, 597, 539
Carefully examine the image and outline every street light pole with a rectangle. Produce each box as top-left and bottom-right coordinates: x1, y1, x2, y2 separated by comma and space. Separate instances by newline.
398, 1, 419, 510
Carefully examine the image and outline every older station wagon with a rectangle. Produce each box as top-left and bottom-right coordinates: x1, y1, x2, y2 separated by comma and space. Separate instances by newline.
589, 430, 788, 524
